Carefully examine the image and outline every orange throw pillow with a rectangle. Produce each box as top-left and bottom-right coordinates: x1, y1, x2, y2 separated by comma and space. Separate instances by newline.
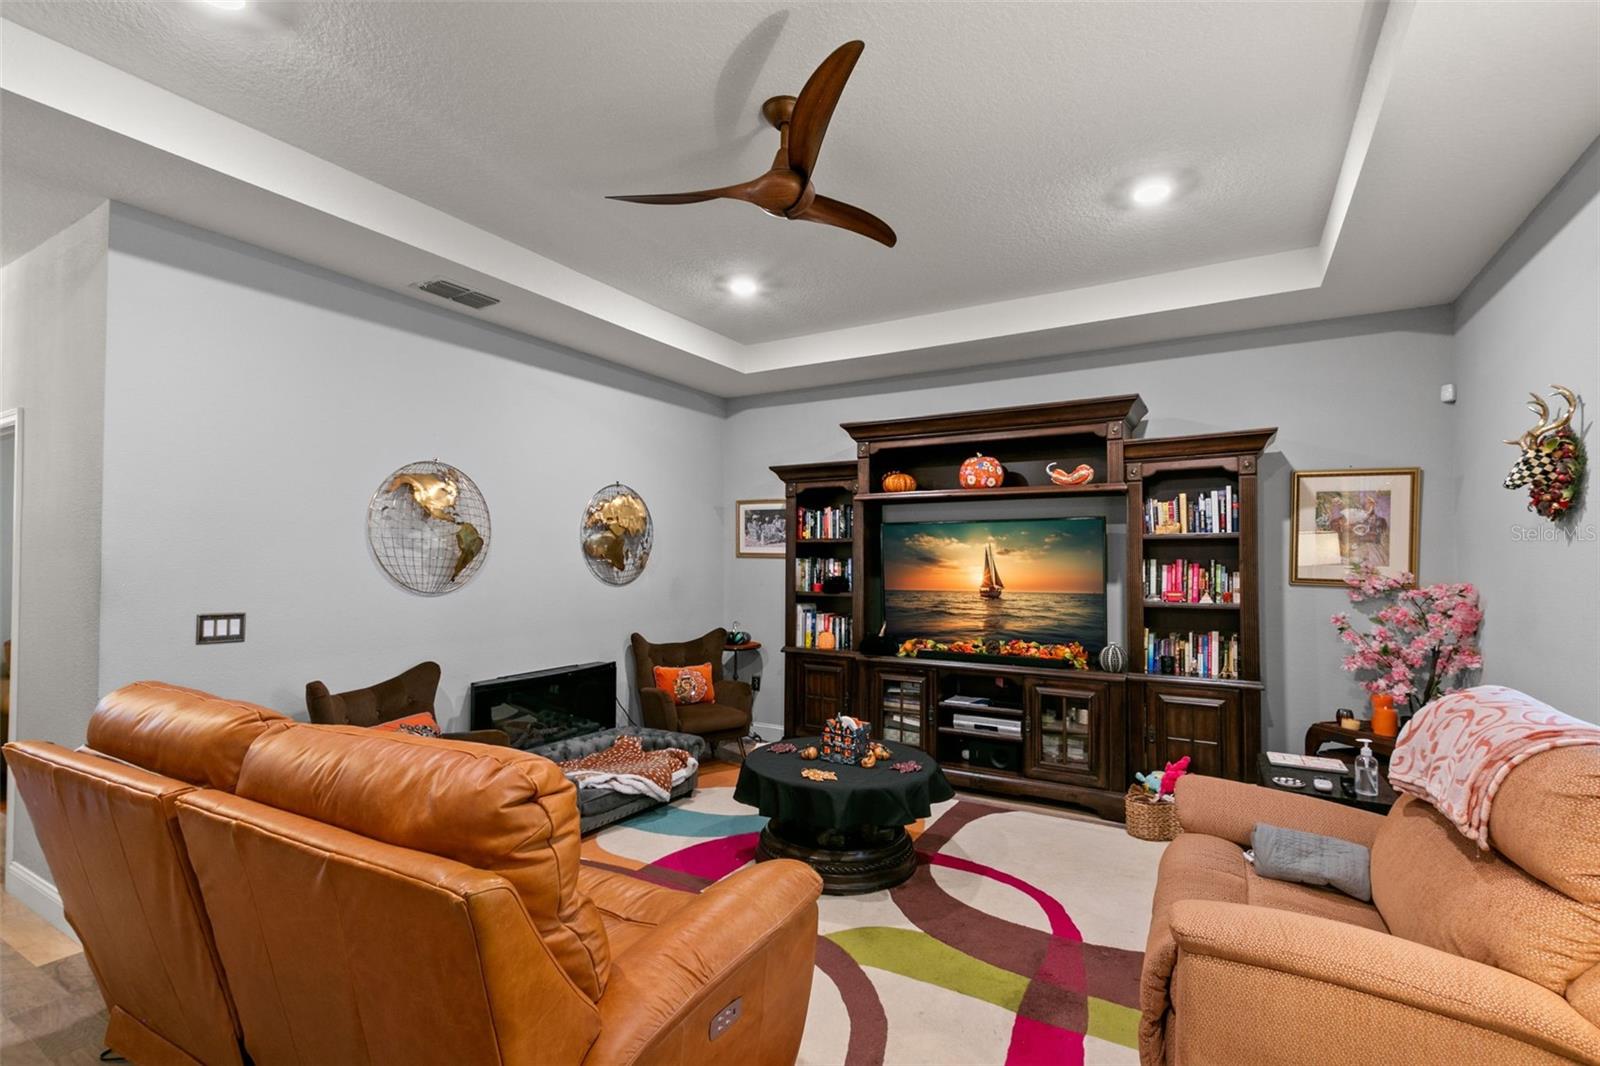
371, 711, 441, 737
653, 663, 715, 705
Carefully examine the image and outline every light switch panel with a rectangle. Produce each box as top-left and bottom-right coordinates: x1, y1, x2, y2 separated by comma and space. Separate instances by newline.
196, 613, 246, 645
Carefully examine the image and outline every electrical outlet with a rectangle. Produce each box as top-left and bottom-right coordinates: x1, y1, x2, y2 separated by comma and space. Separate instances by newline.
750, 674, 761, 691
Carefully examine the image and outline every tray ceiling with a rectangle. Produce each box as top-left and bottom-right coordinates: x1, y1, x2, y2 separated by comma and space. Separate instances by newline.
2, 1, 1596, 395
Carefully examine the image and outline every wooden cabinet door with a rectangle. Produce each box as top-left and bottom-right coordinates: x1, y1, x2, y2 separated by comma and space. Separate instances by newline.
1023, 679, 1112, 789
869, 667, 930, 752
1142, 683, 1242, 780
790, 656, 850, 736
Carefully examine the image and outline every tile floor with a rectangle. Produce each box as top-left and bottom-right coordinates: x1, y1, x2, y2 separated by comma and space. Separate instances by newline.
1, 808, 106, 1065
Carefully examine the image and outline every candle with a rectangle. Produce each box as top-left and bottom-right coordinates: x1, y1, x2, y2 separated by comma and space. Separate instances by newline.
1371, 693, 1399, 738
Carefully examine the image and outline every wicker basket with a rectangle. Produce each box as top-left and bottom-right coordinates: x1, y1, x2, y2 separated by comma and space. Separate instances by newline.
1124, 786, 1182, 841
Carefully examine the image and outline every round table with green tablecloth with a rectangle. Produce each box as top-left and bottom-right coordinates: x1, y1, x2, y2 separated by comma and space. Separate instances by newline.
734, 738, 953, 894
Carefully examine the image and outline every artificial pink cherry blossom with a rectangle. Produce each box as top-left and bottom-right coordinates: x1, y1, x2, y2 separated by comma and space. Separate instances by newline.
1328, 565, 1483, 712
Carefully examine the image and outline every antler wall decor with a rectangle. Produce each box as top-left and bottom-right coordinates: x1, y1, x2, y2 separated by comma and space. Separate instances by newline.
1504, 384, 1585, 521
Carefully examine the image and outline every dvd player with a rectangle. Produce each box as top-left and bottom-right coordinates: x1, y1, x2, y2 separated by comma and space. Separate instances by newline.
952, 713, 1021, 736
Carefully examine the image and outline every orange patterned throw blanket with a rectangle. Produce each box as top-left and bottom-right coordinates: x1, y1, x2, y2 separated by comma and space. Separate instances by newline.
558, 734, 696, 802
1389, 685, 1600, 849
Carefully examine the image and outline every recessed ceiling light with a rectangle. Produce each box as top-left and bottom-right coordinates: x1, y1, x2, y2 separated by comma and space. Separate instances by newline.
726, 276, 760, 298
1129, 176, 1175, 207
200, 0, 247, 10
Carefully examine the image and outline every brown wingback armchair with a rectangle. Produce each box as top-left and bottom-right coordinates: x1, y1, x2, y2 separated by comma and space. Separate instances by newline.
630, 628, 753, 749
306, 660, 508, 745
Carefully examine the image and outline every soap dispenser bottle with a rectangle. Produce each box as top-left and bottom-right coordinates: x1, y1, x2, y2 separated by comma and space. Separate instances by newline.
1353, 739, 1380, 798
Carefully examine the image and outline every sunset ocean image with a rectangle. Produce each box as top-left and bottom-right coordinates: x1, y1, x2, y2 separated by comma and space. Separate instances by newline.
882, 518, 1107, 651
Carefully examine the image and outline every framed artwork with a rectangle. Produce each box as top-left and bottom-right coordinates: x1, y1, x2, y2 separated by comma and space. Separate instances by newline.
1290, 468, 1421, 586
735, 499, 787, 558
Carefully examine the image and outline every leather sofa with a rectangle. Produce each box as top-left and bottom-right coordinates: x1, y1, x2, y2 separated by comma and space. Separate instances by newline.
4, 681, 291, 1066
5, 681, 822, 1066
629, 629, 753, 749
1140, 745, 1600, 1065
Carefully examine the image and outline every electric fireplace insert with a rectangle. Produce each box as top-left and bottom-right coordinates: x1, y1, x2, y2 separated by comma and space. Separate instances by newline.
469, 661, 616, 749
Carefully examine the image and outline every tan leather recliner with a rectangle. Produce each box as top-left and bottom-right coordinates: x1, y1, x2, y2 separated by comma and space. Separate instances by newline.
2, 681, 290, 1066
175, 721, 822, 1065
1140, 745, 1600, 1065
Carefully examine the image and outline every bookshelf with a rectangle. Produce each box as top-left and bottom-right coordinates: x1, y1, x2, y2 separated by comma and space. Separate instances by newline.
1124, 430, 1274, 780
772, 462, 861, 734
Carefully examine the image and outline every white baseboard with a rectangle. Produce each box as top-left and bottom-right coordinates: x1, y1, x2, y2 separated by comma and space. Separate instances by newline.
5, 860, 74, 939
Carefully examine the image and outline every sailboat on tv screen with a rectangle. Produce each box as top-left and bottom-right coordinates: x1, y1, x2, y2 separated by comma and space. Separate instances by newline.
979, 542, 1004, 600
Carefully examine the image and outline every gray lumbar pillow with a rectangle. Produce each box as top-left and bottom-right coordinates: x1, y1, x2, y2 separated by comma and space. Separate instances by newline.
1251, 824, 1372, 901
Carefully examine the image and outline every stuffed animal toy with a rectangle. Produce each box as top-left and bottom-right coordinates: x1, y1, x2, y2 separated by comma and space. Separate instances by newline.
1158, 756, 1191, 797
1133, 770, 1161, 795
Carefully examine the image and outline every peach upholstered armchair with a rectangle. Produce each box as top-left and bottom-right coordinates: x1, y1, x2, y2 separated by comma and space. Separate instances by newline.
1139, 745, 1600, 1065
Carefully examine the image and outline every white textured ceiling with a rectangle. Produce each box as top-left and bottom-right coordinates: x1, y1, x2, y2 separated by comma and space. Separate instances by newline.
3, 0, 1381, 344
2, 1, 1597, 395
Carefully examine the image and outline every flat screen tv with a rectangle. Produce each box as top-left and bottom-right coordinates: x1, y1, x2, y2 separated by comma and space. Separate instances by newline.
881, 517, 1107, 654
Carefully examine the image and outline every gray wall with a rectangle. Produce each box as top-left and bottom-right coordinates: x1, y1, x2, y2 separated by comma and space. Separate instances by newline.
0, 204, 109, 895
1451, 140, 1600, 719
99, 208, 729, 731
723, 310, 1462, 749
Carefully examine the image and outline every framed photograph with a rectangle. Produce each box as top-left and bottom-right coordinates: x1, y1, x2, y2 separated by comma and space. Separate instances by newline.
1290, 469, 1421, 586
735, 499, 787, 558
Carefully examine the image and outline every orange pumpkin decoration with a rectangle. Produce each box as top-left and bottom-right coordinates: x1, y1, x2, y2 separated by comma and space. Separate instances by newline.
881, 471, 918, 493
959, 453, 1006, 489
816, 630, 837, 650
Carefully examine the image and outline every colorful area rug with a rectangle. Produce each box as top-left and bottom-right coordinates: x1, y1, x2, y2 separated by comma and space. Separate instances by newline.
581, 762, 1166, 1066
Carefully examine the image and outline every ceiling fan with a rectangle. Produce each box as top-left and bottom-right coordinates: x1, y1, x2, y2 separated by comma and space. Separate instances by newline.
608, 40, 896, 248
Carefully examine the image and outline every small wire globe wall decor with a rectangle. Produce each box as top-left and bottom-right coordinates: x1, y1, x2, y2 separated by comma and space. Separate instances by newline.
366, 460, 491, 595
580, 482, 652, 586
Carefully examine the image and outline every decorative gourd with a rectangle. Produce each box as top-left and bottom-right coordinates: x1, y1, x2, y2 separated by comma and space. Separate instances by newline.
959, 453, 1006, 489
816, 630, 837, 650
1046, 462, 1095, 486
881, 471, 918, 493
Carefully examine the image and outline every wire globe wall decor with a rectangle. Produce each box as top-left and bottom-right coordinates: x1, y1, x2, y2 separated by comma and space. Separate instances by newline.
581, 482, 652, 586
367, 460, 491, 595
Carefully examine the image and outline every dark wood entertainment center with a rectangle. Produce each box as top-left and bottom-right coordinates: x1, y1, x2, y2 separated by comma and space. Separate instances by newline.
773, 396, 1276, 821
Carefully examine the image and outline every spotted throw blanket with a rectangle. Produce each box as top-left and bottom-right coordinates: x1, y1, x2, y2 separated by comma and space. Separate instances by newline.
558, 733, 697, 802
1389, 685, 1600, 849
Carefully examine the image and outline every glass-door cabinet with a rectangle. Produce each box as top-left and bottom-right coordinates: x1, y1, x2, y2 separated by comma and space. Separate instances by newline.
1023, 679, 1113, 789
870, 667, 929, 752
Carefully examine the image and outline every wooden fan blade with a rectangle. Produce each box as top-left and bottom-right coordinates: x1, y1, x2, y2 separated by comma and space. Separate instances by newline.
787, 40, 864, 181
790, 194, 897, 247
607, 187, 740, 205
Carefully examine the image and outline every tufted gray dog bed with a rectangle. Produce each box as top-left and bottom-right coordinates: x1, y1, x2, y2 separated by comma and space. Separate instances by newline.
524, 727, 708, 835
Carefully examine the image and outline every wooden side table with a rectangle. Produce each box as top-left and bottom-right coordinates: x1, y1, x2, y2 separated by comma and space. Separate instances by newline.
724, 640, 762, 680
1304, 720, 1397, 761
1258, 753, 1397, 813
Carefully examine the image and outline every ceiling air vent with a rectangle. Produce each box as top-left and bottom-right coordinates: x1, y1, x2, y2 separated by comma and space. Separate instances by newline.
416, 278, 500, 310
